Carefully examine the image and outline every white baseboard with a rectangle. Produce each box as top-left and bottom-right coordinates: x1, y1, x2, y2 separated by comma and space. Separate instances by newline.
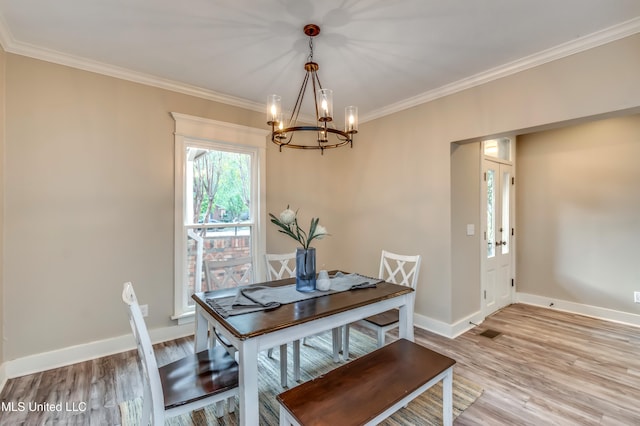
413, 312, 451, 337
517, 292, 640, 327
413, 310, 484, 339
1, 323, 194, 384
414, 295, 640, 341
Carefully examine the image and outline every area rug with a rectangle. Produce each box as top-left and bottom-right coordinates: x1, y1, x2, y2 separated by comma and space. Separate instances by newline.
120, 330, 483, 425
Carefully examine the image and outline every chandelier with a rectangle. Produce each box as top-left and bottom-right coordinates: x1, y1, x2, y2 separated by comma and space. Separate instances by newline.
267, 24, 358, 153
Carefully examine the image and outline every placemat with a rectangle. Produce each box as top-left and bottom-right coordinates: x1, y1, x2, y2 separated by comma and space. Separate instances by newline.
206, 272, 380, 317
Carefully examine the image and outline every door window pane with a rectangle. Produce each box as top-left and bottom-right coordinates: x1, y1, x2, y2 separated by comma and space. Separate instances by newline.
501, 171, 511, 255
486, 169, 496, 258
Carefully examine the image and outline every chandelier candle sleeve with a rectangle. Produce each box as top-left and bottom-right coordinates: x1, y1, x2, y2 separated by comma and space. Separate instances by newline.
317, 89, 333, 121
345, 106, 358, 133
267, 94, 281, 125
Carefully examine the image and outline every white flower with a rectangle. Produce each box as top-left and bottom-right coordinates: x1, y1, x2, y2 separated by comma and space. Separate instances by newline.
314, 225, 328, 239
270, 205, 330, 249
279, 208, 296, 225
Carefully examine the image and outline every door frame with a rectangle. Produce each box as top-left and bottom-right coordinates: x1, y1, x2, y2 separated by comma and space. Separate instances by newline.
480, 138, 516, 318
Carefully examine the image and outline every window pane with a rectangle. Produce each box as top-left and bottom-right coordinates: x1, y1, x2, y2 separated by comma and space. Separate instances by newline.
483, 137, 511, 161
187, 148, 251, 225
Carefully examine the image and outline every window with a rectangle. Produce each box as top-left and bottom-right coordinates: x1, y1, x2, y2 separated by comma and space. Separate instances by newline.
483, 137, 512, 161
171, 113, 267, 321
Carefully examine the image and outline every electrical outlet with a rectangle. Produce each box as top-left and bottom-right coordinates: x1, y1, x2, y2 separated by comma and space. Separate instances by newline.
140, 304, 149, 317
634, 292, 640, 304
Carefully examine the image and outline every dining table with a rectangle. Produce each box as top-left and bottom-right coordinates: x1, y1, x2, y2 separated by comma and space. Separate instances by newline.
191, 271, 415, 426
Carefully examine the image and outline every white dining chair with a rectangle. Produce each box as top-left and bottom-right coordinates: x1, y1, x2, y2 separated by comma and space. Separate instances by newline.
343, 250, 422, 359
264, 252, 301, 387
122, 282, 238, 425
204, 257, 253, 291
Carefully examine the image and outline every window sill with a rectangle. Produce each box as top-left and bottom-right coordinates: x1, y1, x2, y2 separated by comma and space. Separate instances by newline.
171, 311, 195, 325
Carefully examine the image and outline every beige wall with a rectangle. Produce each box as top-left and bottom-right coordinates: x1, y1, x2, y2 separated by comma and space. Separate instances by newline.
517, 114, 640, 312
0, 45, 5, 363
450, 142, 481, 321
1, 33, 640, 361
333, 33, 640, 325
2, 55, 270, 360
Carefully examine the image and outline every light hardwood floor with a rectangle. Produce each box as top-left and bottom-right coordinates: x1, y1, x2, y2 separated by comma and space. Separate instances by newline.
1, 303, 639, 425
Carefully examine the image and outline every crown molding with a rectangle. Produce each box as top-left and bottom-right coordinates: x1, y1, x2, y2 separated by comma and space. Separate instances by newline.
361, 16, 640, 123
0, 12, 638, 124
0, 11, 264, 115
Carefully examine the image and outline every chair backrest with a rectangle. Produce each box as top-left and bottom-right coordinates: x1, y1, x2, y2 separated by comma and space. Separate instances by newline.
378, 250, 422, 289
264, 252, 296, 280
204, 257, 253, 290
122, 282, 165, 423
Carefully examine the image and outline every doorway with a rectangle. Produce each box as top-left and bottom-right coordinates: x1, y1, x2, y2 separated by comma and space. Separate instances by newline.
481, 138, 515, 317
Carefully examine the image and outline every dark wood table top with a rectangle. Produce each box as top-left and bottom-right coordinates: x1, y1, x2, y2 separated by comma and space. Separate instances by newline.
192, 271, 413, 340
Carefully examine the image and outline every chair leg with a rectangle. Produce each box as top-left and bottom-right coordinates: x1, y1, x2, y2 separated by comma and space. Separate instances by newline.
332, 328, 341, 362
227, 396, 235, 413
279, 343, 288, 387
215, 400, 225, 418
343, 324, 350, 361
141, 388, 151, 426
377, 327, 385, 348
293, 339, 301, 382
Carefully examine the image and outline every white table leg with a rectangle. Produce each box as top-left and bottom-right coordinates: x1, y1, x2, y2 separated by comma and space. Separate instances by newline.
293, 340, 300, 382
342, 324, 350, 361
397, 294, 415, 342
194, 306, 208, 352
279, 344, 288, 388
238, 339, 259, 426
442, 367, 453, 426
332, 328, 341, 362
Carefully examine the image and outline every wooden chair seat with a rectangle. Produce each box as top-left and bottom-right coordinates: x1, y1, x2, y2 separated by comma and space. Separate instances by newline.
159, 346, 238, 410
362, 309, 399, 328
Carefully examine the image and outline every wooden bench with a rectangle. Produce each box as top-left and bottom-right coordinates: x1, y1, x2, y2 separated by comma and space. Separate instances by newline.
277, 339, 456, 426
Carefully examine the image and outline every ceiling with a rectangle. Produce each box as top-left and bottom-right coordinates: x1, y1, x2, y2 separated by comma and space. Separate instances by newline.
1, 0, 639, 124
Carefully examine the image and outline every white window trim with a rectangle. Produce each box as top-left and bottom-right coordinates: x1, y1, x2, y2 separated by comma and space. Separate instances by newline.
171, 112, 268, 322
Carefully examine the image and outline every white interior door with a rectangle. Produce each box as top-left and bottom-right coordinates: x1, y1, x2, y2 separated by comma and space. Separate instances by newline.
482, 160, 514, 316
